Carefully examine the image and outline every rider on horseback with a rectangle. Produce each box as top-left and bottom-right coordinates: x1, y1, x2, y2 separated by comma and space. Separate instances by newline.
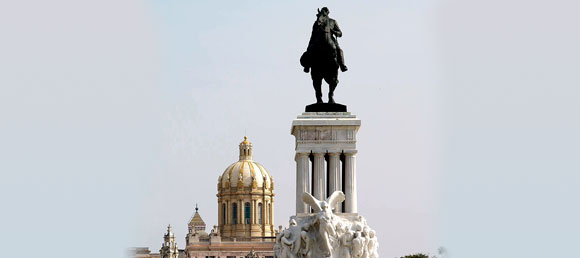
304, 7, 348, 73
301, 7, 348, 105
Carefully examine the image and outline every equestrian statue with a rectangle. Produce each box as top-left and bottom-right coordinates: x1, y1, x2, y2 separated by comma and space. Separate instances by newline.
301, 7, 348, 106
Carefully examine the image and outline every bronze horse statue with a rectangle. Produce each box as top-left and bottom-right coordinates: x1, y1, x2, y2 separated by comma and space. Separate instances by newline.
301, 7, 347, 104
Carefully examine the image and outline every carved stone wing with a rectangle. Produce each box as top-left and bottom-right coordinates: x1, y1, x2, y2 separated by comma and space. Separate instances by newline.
301, 192, 322, 213
326, 191, 346, 210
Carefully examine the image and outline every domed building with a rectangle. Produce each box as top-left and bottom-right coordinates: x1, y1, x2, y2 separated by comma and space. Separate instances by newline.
217, 136, 275, 240
131, 137, 277, 258
183, 137, 276, 258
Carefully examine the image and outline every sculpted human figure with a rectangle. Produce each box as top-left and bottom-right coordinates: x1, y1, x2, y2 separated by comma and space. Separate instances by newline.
353, 224, 363, 233
361, 227, 370, 258
338, 225, 354, 258
289, 219, 303, 256
351, 232, 364, 258
367, 230, 379, 258
274, 242, 281, 258
357, 216, 367, 226
298, 223, 313, 258
302, 191, 346, 257
300, 231, 313, 258
335, 220, 346, 235
301, 7, 348, 104
274, 229, 283, 258
316, 201, 335, 256
281, 230, 296, 258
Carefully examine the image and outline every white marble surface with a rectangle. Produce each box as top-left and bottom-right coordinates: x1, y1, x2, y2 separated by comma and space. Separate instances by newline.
291, 112, 361, 214
274, 191, 379, 258
295, 153, 310, 213
343, 152, 357, 213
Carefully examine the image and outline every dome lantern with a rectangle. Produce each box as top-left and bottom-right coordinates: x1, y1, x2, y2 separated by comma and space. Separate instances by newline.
239, 136, 253, 160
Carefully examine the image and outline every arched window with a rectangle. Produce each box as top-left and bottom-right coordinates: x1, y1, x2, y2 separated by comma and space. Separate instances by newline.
222, 203, 226, 224
258, 203, 263, 224
232, 203, 238, 224
244, 202, 251, 224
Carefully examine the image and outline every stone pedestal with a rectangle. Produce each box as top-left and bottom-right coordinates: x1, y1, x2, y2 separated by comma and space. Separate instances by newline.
291, 112, 361, 214
279, 111, 379, 258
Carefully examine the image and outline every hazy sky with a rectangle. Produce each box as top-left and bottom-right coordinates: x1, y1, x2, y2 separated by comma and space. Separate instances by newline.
1, 1, 578, 258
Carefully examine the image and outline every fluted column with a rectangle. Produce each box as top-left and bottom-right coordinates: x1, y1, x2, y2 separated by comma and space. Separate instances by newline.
344, 151, 357, 213
295, 152, 310, 213
312, 152, 326, 201
328, 152, 341, 211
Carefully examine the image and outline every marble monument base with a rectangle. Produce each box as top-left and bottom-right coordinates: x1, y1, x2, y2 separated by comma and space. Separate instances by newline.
291, 112, 361, 214
276, 213, 378, 258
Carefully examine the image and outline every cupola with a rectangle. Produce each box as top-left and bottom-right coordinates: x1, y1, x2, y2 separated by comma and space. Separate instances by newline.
216, 136, 275, 240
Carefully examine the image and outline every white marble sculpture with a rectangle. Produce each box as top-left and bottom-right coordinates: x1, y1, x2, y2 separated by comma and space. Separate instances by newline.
302, 191, 345, 256
281, 230, 296, 258
367, 230, 378, 258
277, 191, 379, 258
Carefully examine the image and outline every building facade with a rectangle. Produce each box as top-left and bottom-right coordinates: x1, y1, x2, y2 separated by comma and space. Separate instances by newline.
131, 225, 185, 258
217, 136, 275, 240
185, 137, 275, 258
161, 225, 181, 258
132, 137, 275, 258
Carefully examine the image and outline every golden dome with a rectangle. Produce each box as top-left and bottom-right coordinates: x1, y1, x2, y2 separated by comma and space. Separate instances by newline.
218, 136, 273, 190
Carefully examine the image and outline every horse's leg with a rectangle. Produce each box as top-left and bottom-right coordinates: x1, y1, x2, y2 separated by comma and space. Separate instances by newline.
328, 82, 336, 104
311, 71, 323, 103
326, 71, 339, 104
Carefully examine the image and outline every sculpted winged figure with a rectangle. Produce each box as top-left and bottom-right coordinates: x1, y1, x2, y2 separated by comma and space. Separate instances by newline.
302, 191, 346, 256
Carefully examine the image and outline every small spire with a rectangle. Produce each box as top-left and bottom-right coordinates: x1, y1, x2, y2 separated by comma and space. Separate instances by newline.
195, 203, 199, 212
167, 224, 172, 232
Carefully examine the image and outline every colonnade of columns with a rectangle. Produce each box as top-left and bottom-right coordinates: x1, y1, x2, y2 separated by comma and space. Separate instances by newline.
295, 150, 357, 214
220, 199, 272, 226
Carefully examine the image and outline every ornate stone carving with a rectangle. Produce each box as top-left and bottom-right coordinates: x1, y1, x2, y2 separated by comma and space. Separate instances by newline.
276, 191, 379, 258
246, 249, 259, 258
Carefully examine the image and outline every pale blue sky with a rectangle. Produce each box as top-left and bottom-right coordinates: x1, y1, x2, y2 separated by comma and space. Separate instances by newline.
0, 1, 578, 258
